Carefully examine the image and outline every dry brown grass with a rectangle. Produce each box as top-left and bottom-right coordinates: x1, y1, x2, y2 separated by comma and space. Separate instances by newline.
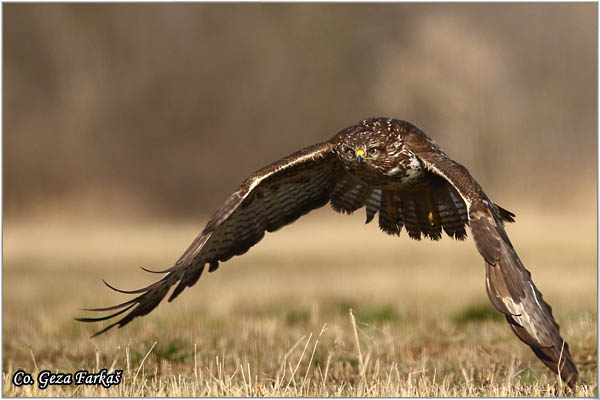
3, 207, 597, 396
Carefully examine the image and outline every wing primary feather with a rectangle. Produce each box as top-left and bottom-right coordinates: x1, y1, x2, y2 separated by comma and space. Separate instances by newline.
79, 299, 138, 313
101, 279, 155, 295
75, 303, 136, 323
140, 266, 172, 274
102, 277, 168, 294
168, 265, 205, 302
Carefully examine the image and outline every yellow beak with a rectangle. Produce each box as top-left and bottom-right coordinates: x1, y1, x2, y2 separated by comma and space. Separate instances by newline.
356, 149, 366, 164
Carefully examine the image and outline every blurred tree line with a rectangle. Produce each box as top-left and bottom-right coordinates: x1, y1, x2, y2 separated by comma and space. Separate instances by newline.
4, 3, 596, 220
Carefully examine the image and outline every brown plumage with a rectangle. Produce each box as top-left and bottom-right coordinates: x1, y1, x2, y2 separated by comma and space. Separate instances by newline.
77, 117, 578, 388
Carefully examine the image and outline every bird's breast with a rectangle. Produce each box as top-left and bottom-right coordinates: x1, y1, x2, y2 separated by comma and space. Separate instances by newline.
349, 151, 427, 190
385, 152, 425, 182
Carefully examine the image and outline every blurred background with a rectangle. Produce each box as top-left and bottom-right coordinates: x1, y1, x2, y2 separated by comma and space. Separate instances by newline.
4, 3, 597, 221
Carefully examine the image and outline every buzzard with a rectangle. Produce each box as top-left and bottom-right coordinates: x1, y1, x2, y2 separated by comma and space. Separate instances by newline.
78, 117, 578, 388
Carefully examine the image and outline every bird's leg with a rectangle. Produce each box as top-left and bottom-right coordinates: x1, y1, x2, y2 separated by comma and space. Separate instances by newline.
426, 195, 440, 226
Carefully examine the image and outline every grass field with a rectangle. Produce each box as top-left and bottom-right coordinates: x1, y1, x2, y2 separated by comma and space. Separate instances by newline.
3, 207, 597, 396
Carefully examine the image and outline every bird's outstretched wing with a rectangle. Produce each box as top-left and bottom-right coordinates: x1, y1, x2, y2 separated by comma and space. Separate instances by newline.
407, 133, 578, 388
77, 141, 348, 336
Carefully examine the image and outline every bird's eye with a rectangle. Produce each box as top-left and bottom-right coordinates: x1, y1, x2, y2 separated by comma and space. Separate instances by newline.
367, 147, 380, 157
343, 146, 355, 157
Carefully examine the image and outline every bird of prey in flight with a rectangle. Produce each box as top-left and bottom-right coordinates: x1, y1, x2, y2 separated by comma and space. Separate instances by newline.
78, 117, 578, 388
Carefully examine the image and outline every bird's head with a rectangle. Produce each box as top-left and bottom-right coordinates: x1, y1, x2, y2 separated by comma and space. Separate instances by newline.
335, 118, 406, 173
338, 141, 384, 168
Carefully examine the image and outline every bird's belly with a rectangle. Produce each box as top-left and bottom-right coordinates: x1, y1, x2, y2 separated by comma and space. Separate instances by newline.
384, 165, 425, 184
348, 150, 428, 189
379, 155, 428, 188
352, 164, 427, 190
